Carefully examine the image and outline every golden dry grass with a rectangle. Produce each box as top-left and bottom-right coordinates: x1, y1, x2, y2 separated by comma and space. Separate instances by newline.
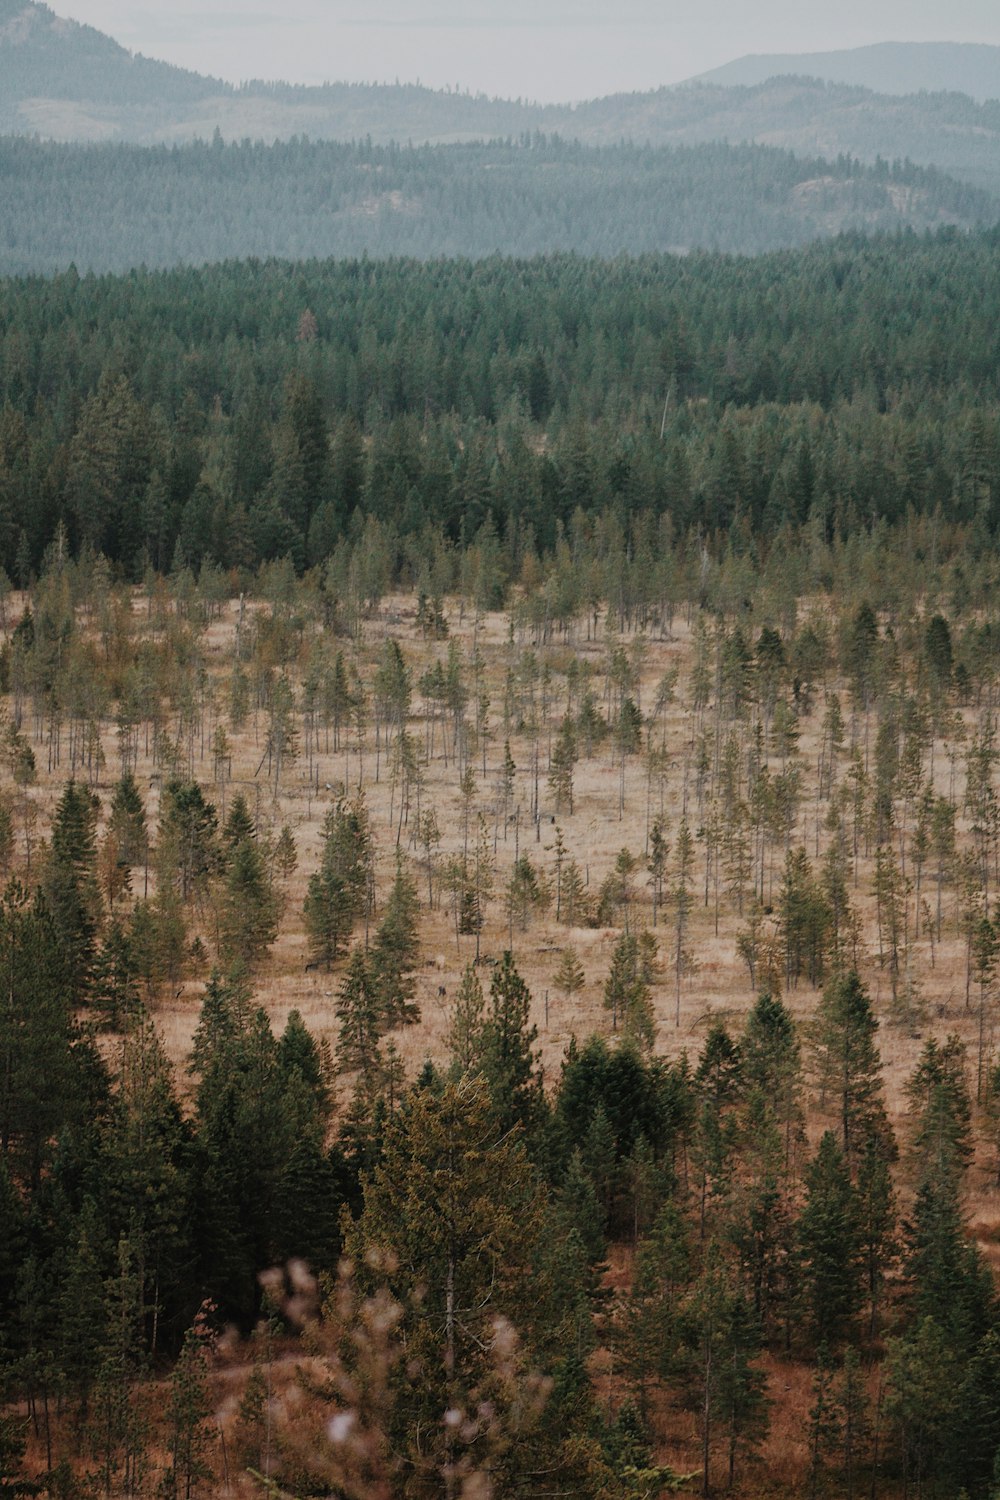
8, 585, 997, 1150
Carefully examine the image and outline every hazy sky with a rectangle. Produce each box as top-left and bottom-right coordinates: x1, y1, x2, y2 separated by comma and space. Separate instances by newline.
60, 0, 1000, 101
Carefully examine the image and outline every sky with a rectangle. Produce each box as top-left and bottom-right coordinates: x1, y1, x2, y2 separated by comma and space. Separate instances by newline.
57, 0, 1000, 102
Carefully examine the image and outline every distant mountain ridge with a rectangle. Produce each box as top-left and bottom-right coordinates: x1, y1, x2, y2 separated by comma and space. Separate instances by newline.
1, 3, 1000, 199
0, 0, 226, 111
693, 42, 1000, 103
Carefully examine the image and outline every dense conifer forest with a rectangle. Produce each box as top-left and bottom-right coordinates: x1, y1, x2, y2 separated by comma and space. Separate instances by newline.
0, 233, 999, 578
2, 222, 1000, 1499
0, 134, 993, 275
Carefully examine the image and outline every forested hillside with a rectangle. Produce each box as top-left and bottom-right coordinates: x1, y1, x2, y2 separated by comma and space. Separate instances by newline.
0, 0, 224, 120
0, 134, 991, 275
0, 233, 998, 582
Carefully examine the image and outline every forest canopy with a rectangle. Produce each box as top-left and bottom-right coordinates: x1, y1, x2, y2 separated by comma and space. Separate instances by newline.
0, 232, 998, 580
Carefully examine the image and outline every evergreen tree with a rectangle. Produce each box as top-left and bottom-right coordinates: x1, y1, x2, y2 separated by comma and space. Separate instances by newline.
446, 964, 485, 1074
335, 949, 384, 1081
671, 817, 696, 1027
303, 793, 372, 970
108, 770, 147, 870
162, 1315, 213, 1500
0, 883, 89, 1188
681, 1243, 768, 1497
342, 1076, 574, 1491
553, 947, 586, 1014
548, 713, 578, 816
158, 779, 220, 905
221, 793, 256, 859
797, 1131, 861, 1349
42, 779, 102, 999
480, 952, 544, 1139
813, 971, 888, 1166
218, 835, 279, 971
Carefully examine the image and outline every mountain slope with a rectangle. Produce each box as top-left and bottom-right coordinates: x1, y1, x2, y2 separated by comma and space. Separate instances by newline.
0, 0, 224, 121
0, 134, 991, 277
1, 3, 1000, 199
693, 41, 1000, 102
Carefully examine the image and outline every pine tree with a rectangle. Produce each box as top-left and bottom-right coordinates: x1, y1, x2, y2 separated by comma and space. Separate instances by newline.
558, 856, 588, 927
504, 854, 548, 937
553, 947, 585, 1012
603, 931, 654, 1048
108, 770, 147, 870
278, 1008, 332, 1124
807, 1346, 842, 1500
342, 1076, 556, 1486
741, 991, 803, 1169
158, 779, 220, 905
548, 713, 578, 816
813, 971, 887, 1165
221, 793, 256, 859
905, 1035, 974, 1188
218, 835, 279, 971
681, 1243, 768, 1498
0, 883, 83, 1188
335, 949, 383, 1081
647, 818, 669, 927
481, 952, 543, 1138
446, 964, 485, 1074
855, 1136, 897, 1340
273, 824, 298, 881
885, 1319, 960, 1500
797, 1132, 861, 1349
692, 1023, 743, 1239
371, 852, 421, 1029
836, 1346, 869, 1500
671, 817, 695, 1027
906, 1167, 994, 1357
57, 1205, 109, 1422
303, 793, 372, 970
42, 778, 102, 998
162, 1314, 213, 1500
0, 1412, 32, 1499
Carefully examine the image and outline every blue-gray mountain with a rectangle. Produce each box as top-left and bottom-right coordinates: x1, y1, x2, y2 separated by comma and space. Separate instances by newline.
2, 4, 1000, 198
693, 42, 1000, 104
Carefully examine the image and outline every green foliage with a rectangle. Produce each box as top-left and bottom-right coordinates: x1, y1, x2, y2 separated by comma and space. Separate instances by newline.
303, 793, 372, 970
41, 779, 101, 997
813, 970, 889, 1165
158, 779, 219, 905
218, 834, 280, 971
342, 1076, 568, 1486
480, 951, 544, 1139
797, 1132, 862, 1348
161, 1316, 213, 1500
0, 238, 999, 579
0, 881, 96, 1188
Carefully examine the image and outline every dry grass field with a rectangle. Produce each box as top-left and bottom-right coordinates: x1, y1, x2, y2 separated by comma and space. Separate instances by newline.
9, 581, 1000, 1160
